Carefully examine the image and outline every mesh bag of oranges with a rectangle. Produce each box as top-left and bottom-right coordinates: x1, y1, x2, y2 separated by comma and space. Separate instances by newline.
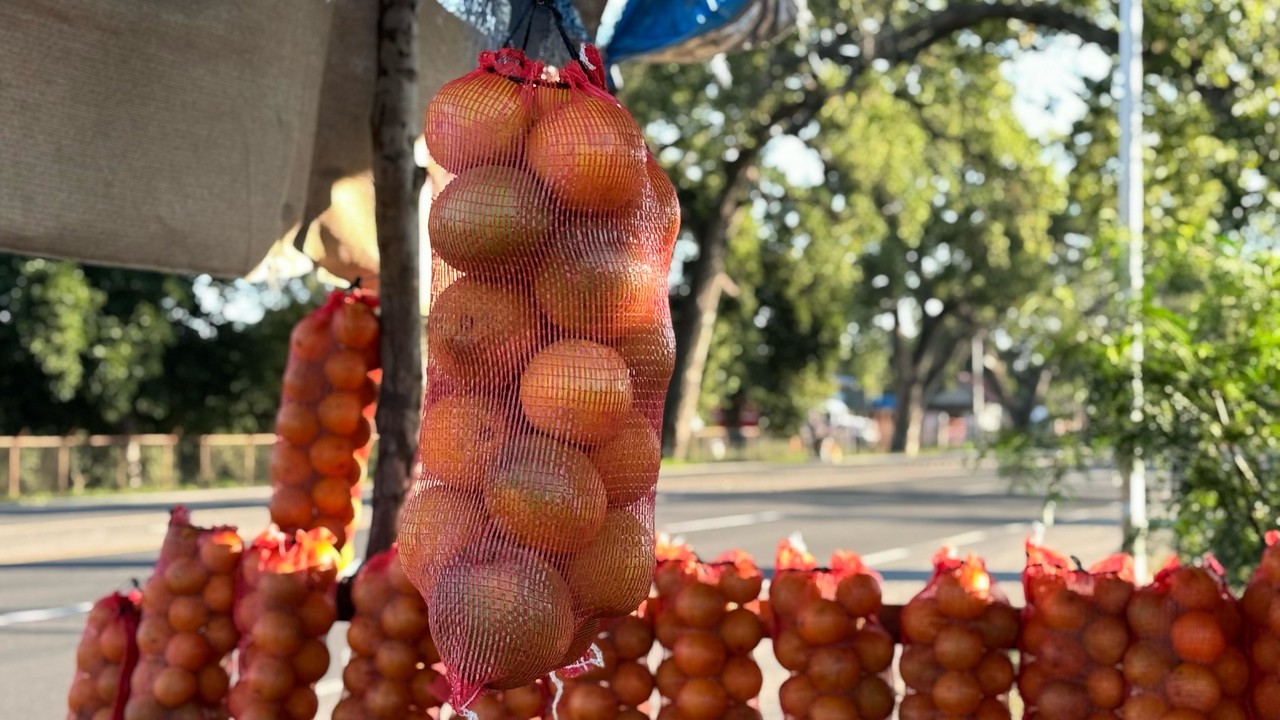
650, 547, 766, 720
228, 526, 340, 720
769, 539, 896, 720
67, 589, 142, 720
898, 548, 1017, 720
123, 508, 243, 719
1245, 530, 1280, 720
555, 613, 658, 720
333, 545, 450, 720
1122, 555, 1248, 720
401, 36, 679, 711
270, 288, 380, 567
1018, 541, 1135, 720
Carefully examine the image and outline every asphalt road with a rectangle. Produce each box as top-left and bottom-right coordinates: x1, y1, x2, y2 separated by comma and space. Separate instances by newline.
0, 456, 1123, 719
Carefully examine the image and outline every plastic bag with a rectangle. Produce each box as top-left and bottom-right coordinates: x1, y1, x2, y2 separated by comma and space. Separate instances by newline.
899, 548, 1016, 720
650, 548, 766, 719
403, 41, 678, 709
67, 590, 142, 720
1245, 531, 1280, 720
123, 508, 242, 719
1122, 555, 1247, 719
333, 545, 449, 720
770, 540, 895, 720
228, 526, 340, 720
554, 613, 657, 720
1018, 541, 1134, 720
270, 288, 380, 567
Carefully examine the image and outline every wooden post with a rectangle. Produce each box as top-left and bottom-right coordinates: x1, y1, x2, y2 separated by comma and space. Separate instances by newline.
162, 436, 176, 489
56, 438, 70, 493
199, 436, 212, 485
367, 0, 424, 558
6, 436, 19, 498
244, 439, 256, 486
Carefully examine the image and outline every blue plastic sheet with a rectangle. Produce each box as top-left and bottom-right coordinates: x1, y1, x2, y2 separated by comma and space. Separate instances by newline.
605, 0, 754, 63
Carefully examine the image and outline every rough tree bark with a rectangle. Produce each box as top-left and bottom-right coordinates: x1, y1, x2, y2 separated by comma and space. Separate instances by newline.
368, 0, 424, 558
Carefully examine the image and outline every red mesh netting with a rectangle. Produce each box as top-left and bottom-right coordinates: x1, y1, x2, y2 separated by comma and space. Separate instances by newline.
899, 548, 1017, 720
1120, 555, 1247, 719
228, 525, 340, 719
269, 288, 381, 568
1245, 530, 1280, 720
67, 589, 142, 720
649, 548, 766, 719
552, 612, 657, 719
770, 540, 895, 720
123, 507, 242, 719
1018, 540, 1135, 720
332, 545, 450, 719
401, 42, 678, 709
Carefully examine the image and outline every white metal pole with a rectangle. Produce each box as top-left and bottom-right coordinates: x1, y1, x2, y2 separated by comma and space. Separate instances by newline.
1118, 0, 1147, 583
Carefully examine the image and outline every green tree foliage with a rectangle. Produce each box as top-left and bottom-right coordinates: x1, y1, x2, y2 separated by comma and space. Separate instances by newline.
0, 253, 320, 436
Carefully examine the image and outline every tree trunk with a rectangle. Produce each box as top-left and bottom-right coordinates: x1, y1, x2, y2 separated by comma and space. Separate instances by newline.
890, 379, 926, 455
661, 228, 728, 459
368, 0, 423, 559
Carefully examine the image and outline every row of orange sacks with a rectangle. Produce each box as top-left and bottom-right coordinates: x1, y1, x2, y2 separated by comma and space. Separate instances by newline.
69, 527, 1280, 720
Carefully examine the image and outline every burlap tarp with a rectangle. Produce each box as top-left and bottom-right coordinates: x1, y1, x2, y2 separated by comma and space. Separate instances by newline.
0, 1, 483, 281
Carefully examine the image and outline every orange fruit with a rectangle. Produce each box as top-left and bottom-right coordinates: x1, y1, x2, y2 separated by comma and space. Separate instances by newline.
1171, 567, 1222, 611
673, 630, 727, 677
323, 349, 368, 391
655, 657, 687, 699
342, 655, 377, 694
1038, 679, 1090, 720
935, 624, 985, 671
976, 650, 1015, 695
773, 628, 809, 671
163, 631, 210, 671
167, 596, 208, 633
284, 686, 319, 719
252, 610, 304, 656
1038, 630, 1088, 678
282, 359, 324, 404
836, 573, 882, 618
365, 677, 412, 718
797, 598, 850, 646
1018, 660, 1048, 702
809, 694, 859, 720
644, 156, 680, 253
381, 594, 429, 641
721, 655, 763, 702
1129, 587, 1177, 637
411, 667, 447, 709
289, 315, 331, 361
936, 573, 988, 620
979, 601, 1020, 649
557, 618, 602, 670
374, 639, 419, 680
1243, 582, 1274, 625
269, 486, 314, 529
136, 616, 172, 657
152, 666, 197, 708
1217, 601, 1243, 641
164, 557, 208, 596
427, 276, 540, 385
899, 643, 940, 691
1124, 693, 1170, 720
779, 675, 818, 717
899, 694, 937, 720
674, 676, 729, 720
854, 626, 895, 673
1083, 613, 1130, 665
675, 584, 727, 629
856, 675, 896, 720
269, 441, 312, 487
429, 165, 550, 273
276, 402, 320, 446
769, 571, 820, 619
1167, 662, 1222, 712
566, 509, 654, 616
1212, 700, 1249, 720
718, 564, 764, 605
564, 683, 618, 720
1095, 575, 1135, 615
520, 339, 633, 445
611, 323, 676, 402
1086, 665, 1126, 710
526, 97, 646, 211
613, 616, 654, 661
97, 620, 128, 663
809, 645, 861, 693
485, 434, 607, 553
1125, 641, 1177, 689
1254, 676, 1280, 720
317, 391, 363, 435
1172, 610, 1227, 663
419, 394, 510, 491
332, 301, 379, 350
197, 665, 230, 704
398, 486, 486, 592
424, 72, 529, 173
1041, 587, 1089, 631
294, 637, 331, 683
977, 697, 1012, 720
429, 551, 573, 689
534, 223, 663, 338
1213, 646, 1249, 697
309, 433, 356, 478
204, 615, 238, 655
1254, 632, 1280, 673
612, 660, 655, 706
714, 609, 761, 656
900, 598, 945, 643
933, 670, 983, 715
589, 412, 661, 507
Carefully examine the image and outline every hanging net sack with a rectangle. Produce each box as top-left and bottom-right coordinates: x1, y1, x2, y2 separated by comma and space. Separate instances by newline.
400, 9, 679, 710
67, 589, 142, 720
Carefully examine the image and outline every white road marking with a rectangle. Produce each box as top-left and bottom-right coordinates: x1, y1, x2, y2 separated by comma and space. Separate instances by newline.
942, 530, 988, 546
662, 511, 784, 534
860, 547, 910, 565
0, 601, 94, 627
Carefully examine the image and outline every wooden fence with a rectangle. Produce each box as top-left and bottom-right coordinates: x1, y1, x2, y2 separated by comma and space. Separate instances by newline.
0, 433, 283, 499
